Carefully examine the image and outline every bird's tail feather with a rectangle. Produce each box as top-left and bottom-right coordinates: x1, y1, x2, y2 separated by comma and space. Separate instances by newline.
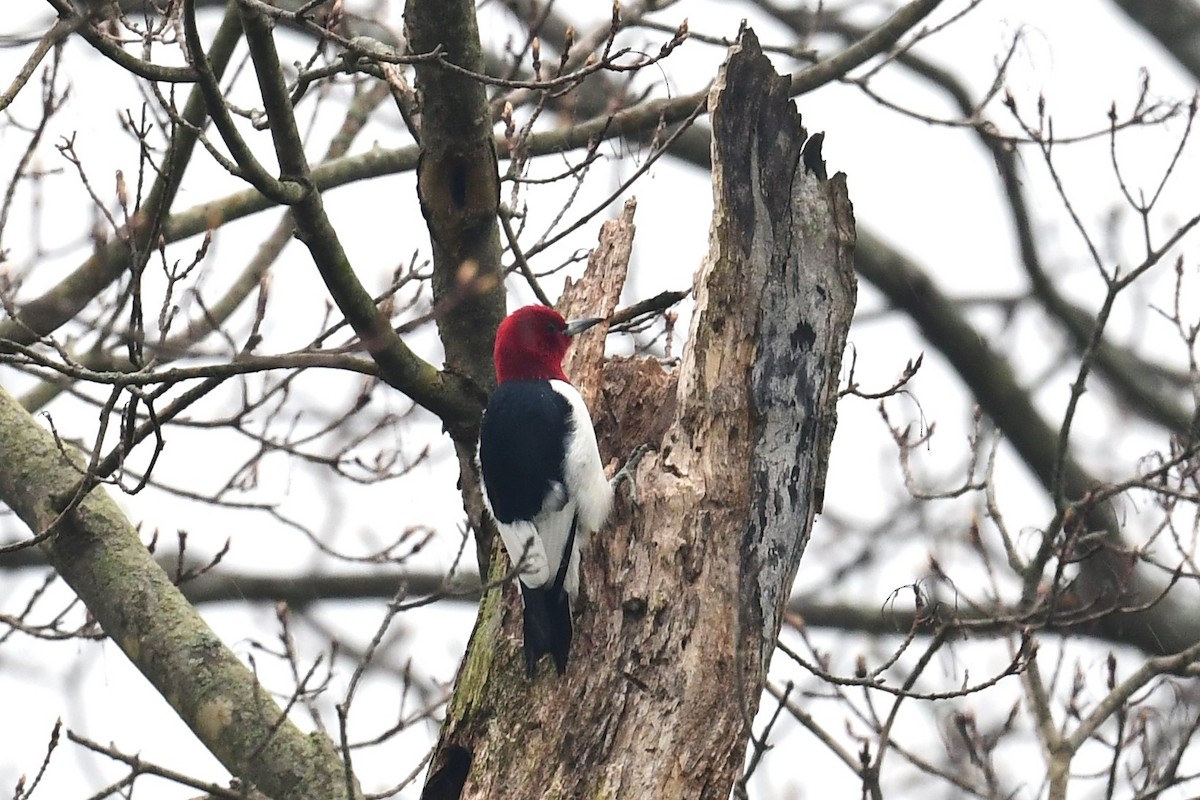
520, 583, 572, 677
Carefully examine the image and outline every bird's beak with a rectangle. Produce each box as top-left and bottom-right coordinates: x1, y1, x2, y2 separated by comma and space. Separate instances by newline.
564, 317, 605, 337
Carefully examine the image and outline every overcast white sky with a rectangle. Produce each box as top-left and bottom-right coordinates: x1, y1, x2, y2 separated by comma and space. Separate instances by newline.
2, 0, 1199, 796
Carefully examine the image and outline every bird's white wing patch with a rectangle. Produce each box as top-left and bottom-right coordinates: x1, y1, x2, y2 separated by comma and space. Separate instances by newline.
549, 380, 614, 535
495, 519, 552, 588
534, 499, 579, 597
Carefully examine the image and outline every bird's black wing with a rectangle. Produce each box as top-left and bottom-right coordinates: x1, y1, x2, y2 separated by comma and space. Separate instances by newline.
478, 380, 572, 524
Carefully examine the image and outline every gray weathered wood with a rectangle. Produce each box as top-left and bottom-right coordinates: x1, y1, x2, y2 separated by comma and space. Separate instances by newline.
421, 28, 856, 800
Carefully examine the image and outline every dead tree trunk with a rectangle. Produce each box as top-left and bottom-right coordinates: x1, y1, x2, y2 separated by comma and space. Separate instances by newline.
422, 29, 857, 799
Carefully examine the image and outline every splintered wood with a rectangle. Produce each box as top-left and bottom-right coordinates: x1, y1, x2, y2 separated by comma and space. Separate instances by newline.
559, 197, 637, 411
423, 29, 856, 800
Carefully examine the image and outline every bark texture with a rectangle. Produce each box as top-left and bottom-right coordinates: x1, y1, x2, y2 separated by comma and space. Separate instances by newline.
405, 0, 506, 394
422, 30, 856, 800
404, 0, 508, 574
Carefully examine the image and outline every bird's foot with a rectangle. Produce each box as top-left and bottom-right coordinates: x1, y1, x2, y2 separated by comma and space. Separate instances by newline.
611, 443, 653, 506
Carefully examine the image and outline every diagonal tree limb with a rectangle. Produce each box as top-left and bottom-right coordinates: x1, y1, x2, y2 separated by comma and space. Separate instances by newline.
855, 229, 1199, 656
43, 0, 199, 83
233, 0, 482, 427
0, 384, 360, 800
751, 0, 1194, 434
1109, 0, 1200, 81
183, 0, 307, 204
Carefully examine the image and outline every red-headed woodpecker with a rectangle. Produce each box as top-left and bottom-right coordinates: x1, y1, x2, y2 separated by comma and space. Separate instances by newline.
478, 305, 613, 677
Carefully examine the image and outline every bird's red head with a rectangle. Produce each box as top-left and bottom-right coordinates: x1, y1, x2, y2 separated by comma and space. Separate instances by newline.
493, 305, 601, 383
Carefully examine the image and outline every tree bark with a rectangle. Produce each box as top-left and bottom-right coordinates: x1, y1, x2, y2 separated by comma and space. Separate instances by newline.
421, 29, 856, 800
404, 0, 508, 577
405, 0, 506, 397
